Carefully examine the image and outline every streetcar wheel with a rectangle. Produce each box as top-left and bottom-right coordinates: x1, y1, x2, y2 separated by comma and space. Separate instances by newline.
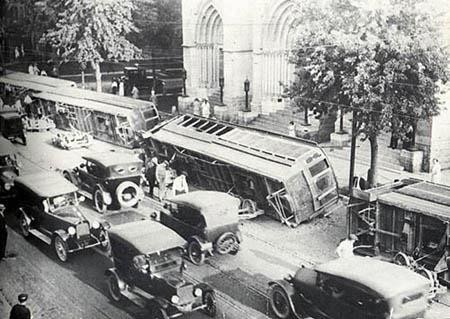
188, 240, 205, 265
269, 285, 293, 319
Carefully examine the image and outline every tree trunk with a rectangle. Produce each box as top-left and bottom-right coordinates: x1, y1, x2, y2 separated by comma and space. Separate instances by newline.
317, 110, 337, 143
94, 62, 102, 92
368, 135, 379, 188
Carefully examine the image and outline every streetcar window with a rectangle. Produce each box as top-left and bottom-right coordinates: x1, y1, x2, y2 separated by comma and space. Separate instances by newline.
142, 108, 157, 119
206, 124, 224, 134
216, 126, 234, 136
199, 122, 216, 132
193, 120, 207, 128
309, 159, 329, 177
182, 117, 197, 127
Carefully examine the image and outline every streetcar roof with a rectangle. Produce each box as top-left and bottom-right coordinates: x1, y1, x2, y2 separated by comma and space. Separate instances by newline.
82, 152, 143, 167
145, 115, 322, 181
15, 171, 78, 198
167, 191, 240, 213
378, 181, 450, 221
108, 219, 186, 255
0, 112, 20, 119
2, 71, 77, 88
315, 257, 430, 298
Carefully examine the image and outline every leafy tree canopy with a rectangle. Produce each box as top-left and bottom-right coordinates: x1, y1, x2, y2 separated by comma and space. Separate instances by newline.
289, 0, 449, 186
41, 0, 141, 68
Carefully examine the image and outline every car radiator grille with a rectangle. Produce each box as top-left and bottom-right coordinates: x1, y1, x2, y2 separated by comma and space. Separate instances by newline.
178, 285, 195, 304
76, 222, 91, 241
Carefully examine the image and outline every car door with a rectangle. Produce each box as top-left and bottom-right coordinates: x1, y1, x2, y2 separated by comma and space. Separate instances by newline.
40, 208, 72, 237
317, 274, 349, 319
78, 160, 103, 194
160, 204, 202, 240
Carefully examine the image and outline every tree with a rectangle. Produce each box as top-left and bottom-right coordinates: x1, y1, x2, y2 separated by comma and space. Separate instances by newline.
41, 0, 141, 91
289, 0, 449, 187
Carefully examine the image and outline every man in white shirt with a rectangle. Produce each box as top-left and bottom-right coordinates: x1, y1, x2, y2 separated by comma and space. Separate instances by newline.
172, 171, 189, 196
431, 158, 442, 184
335, 234, 358, 258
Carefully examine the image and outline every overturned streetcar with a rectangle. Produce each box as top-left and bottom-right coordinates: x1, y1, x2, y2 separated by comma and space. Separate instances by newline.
141, 114, 340, 227
0, 71, 159, 148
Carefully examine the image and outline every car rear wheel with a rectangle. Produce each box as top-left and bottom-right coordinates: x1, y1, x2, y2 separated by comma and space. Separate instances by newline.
107, 273, 123, 302
18, 210, 30, 238
116, 181, 140, 208
269, 285, 292, 319
188, 240, 205, 265
94, 189, 107, 214
53, 236, 69, 262
150, 306, 169, 319
202, 291, 217, 317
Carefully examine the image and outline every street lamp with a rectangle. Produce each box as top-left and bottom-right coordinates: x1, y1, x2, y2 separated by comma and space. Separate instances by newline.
182, 68, 187, 97
219, 77, 224, 104
244, 78, 250, 112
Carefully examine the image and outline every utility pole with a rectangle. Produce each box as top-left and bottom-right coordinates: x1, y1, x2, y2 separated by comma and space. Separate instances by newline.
347, 109, 357, 236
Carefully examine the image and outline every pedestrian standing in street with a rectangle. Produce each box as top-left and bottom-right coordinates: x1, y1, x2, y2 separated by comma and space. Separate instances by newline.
0, 204, 8, 262
131, 84, 139, 99
32, 63, 40, 76
172, 171, 189, 196
111, 77, 118, 94
118, 78, 125, 96
431, 158, 442, 184
201, 99, 210, 118
145, 156, 158, 198
27, 64, 34, 75
14, 47, 20, 60
335, 234, 358, 258
156, 160, 169, 200
193, 98, 201, 116
9, 294, 31, 319
288, 121, 296, 137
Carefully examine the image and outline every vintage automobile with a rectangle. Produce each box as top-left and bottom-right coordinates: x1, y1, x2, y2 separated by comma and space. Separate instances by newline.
51, 130, 93, 150
0, 136, 20, 200
105, 219, 217, 318
63, 152, 144, 213
0, 110, 26, 145
268, 256, 430, 319
152, 191, 242, 265
24, 115, 56, 131
12, 171, 109, 262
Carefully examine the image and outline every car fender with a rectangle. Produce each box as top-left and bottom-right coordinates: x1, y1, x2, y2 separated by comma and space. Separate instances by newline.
53, 229, 70, 242
195, 282, 214, 294
95, 184, 112, 205
104, 268, 127, 291
17, 207, 33, 224
63, 170, 79, 186
190, 235, 213, 253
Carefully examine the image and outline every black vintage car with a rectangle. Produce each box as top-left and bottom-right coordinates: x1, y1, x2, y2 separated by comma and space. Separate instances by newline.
105, 219, 217, 318
63, 152, 144, 213
13, 172, 109, 262
0, 136, 20, 200
268, 257, 430, 319
152, 191, 242, 265
0, 111, 26, 145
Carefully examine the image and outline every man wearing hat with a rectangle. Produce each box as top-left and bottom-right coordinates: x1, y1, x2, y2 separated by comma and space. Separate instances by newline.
0, 204, 7, 261
156, 160, 169, 200
10, 293, 31, 319
335, 234, 358, 258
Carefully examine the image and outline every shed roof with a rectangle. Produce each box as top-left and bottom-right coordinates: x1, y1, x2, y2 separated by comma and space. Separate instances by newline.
15, 171, 78, 198
315, 257, 430, 298
83, 152, 142, 168
145, 115, 321, 181
378, 181, 450, 222
108, 220, 186, 255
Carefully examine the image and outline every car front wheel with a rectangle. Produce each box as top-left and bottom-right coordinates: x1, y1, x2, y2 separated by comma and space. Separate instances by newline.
53, 236, 69, 262
188, 240, 205, 265
150, 306, 169, 319
269, 285, 293, 319
202, 291, 217, 317
18, 210, 31, 238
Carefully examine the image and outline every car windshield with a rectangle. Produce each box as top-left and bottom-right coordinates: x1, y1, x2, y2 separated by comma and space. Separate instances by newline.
148, 249, 181, 273
48, 193, 81, 214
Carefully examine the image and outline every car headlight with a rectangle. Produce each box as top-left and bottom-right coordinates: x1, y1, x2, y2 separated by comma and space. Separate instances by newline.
103, 192, 112, 205
4, 183, 12, 191
68, 226, 76, 236
171, 295, 180, 304
92, 221, 100, 229
194, 288, 202, 297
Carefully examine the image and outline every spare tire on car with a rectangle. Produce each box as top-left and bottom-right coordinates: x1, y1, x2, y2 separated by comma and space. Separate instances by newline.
115, 181, 141, 208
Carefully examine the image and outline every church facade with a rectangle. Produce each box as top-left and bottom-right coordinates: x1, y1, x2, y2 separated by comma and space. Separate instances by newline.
182, 0, 301, 116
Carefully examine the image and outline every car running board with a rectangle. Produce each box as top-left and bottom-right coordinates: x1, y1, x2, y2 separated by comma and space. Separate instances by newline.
121, 286, 155, 308
78, 189, 92, 200
29, 229, 52, 245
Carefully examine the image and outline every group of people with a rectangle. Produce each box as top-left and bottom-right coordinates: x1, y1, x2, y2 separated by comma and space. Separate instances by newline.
27, 63, 46, 76
192, 98, 212, 118
111, 77, 126, 96
143, 155, 189, 200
